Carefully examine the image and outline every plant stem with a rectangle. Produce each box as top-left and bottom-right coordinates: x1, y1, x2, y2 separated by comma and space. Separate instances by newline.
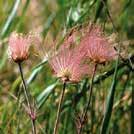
53, 82, 66, 134
91, 95, 95, 134
78, 63, 97, 134
131, 72, 134, 134
100, 56, 119, 134
32, 119, 36, 134
18, 62, 36, 134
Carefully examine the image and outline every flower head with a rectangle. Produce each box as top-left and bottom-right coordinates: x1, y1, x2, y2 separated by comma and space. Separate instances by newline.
49, 47, 89, 83
80, 26, 117, 64
8, 32, 32, 63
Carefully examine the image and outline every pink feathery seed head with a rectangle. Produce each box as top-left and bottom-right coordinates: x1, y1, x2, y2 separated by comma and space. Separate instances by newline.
49, 47, 89, 83
87, 36, 117, 64
8, 32, 32, 63
80, 25, 117, 64
59, 30, 78, 51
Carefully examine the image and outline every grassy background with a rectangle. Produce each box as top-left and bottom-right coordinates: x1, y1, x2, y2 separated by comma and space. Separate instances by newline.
0, 0, 134, 134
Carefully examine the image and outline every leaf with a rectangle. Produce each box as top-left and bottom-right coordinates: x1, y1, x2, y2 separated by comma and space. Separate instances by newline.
0, 0, 21, 38
27, 58, 48, 84
16, 0, 30, 30
100, 55, 119, 134
37, 82, 58, 109
27, 66, 43, 85
42, 12, 56, 36
94, 0, 107, 22
11, 76, 21, 91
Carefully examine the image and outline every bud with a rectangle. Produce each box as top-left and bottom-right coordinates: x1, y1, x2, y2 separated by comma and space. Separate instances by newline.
8, 32, 31, 63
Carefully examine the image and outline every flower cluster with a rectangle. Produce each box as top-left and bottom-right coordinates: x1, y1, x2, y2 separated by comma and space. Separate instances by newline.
8, 25, 117, 82
49, 25, 117, 83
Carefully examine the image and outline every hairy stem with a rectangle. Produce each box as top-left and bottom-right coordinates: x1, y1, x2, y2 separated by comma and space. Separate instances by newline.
18, 62, 36, 134
78, 63, 97, 134
53, 82, 66, 134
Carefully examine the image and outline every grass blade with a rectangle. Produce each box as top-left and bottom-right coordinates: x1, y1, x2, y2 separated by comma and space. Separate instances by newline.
16, 0, 30, 30
37, 82, 58, 109
0, 0, 21, 38
100, 56, 119, 134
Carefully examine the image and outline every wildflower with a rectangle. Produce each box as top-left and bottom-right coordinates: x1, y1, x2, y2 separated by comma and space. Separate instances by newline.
49, 47, 89, 83
8, 32, 31, 63
80, 26, 117, 64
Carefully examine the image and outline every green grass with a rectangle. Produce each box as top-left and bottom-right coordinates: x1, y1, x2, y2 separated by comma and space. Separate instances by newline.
0, 0, 133, 134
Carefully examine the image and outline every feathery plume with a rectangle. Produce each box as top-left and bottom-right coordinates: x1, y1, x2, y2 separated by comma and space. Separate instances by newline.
80, 26, 117, 64
49, 47, 89, 83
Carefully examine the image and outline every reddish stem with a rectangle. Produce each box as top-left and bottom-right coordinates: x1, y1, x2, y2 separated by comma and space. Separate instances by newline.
53, 82, 66, 134
18, 62, 36, 134
78, 63, 97, 134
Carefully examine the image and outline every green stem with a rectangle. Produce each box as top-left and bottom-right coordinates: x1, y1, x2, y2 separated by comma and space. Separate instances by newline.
78, 63, 97, 134
18, 62, 36, 134
53, 82, 66, 134
100, 56, 119, 134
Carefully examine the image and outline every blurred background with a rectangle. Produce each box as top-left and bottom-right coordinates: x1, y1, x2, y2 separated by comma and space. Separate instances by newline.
0, 0, 133, 134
